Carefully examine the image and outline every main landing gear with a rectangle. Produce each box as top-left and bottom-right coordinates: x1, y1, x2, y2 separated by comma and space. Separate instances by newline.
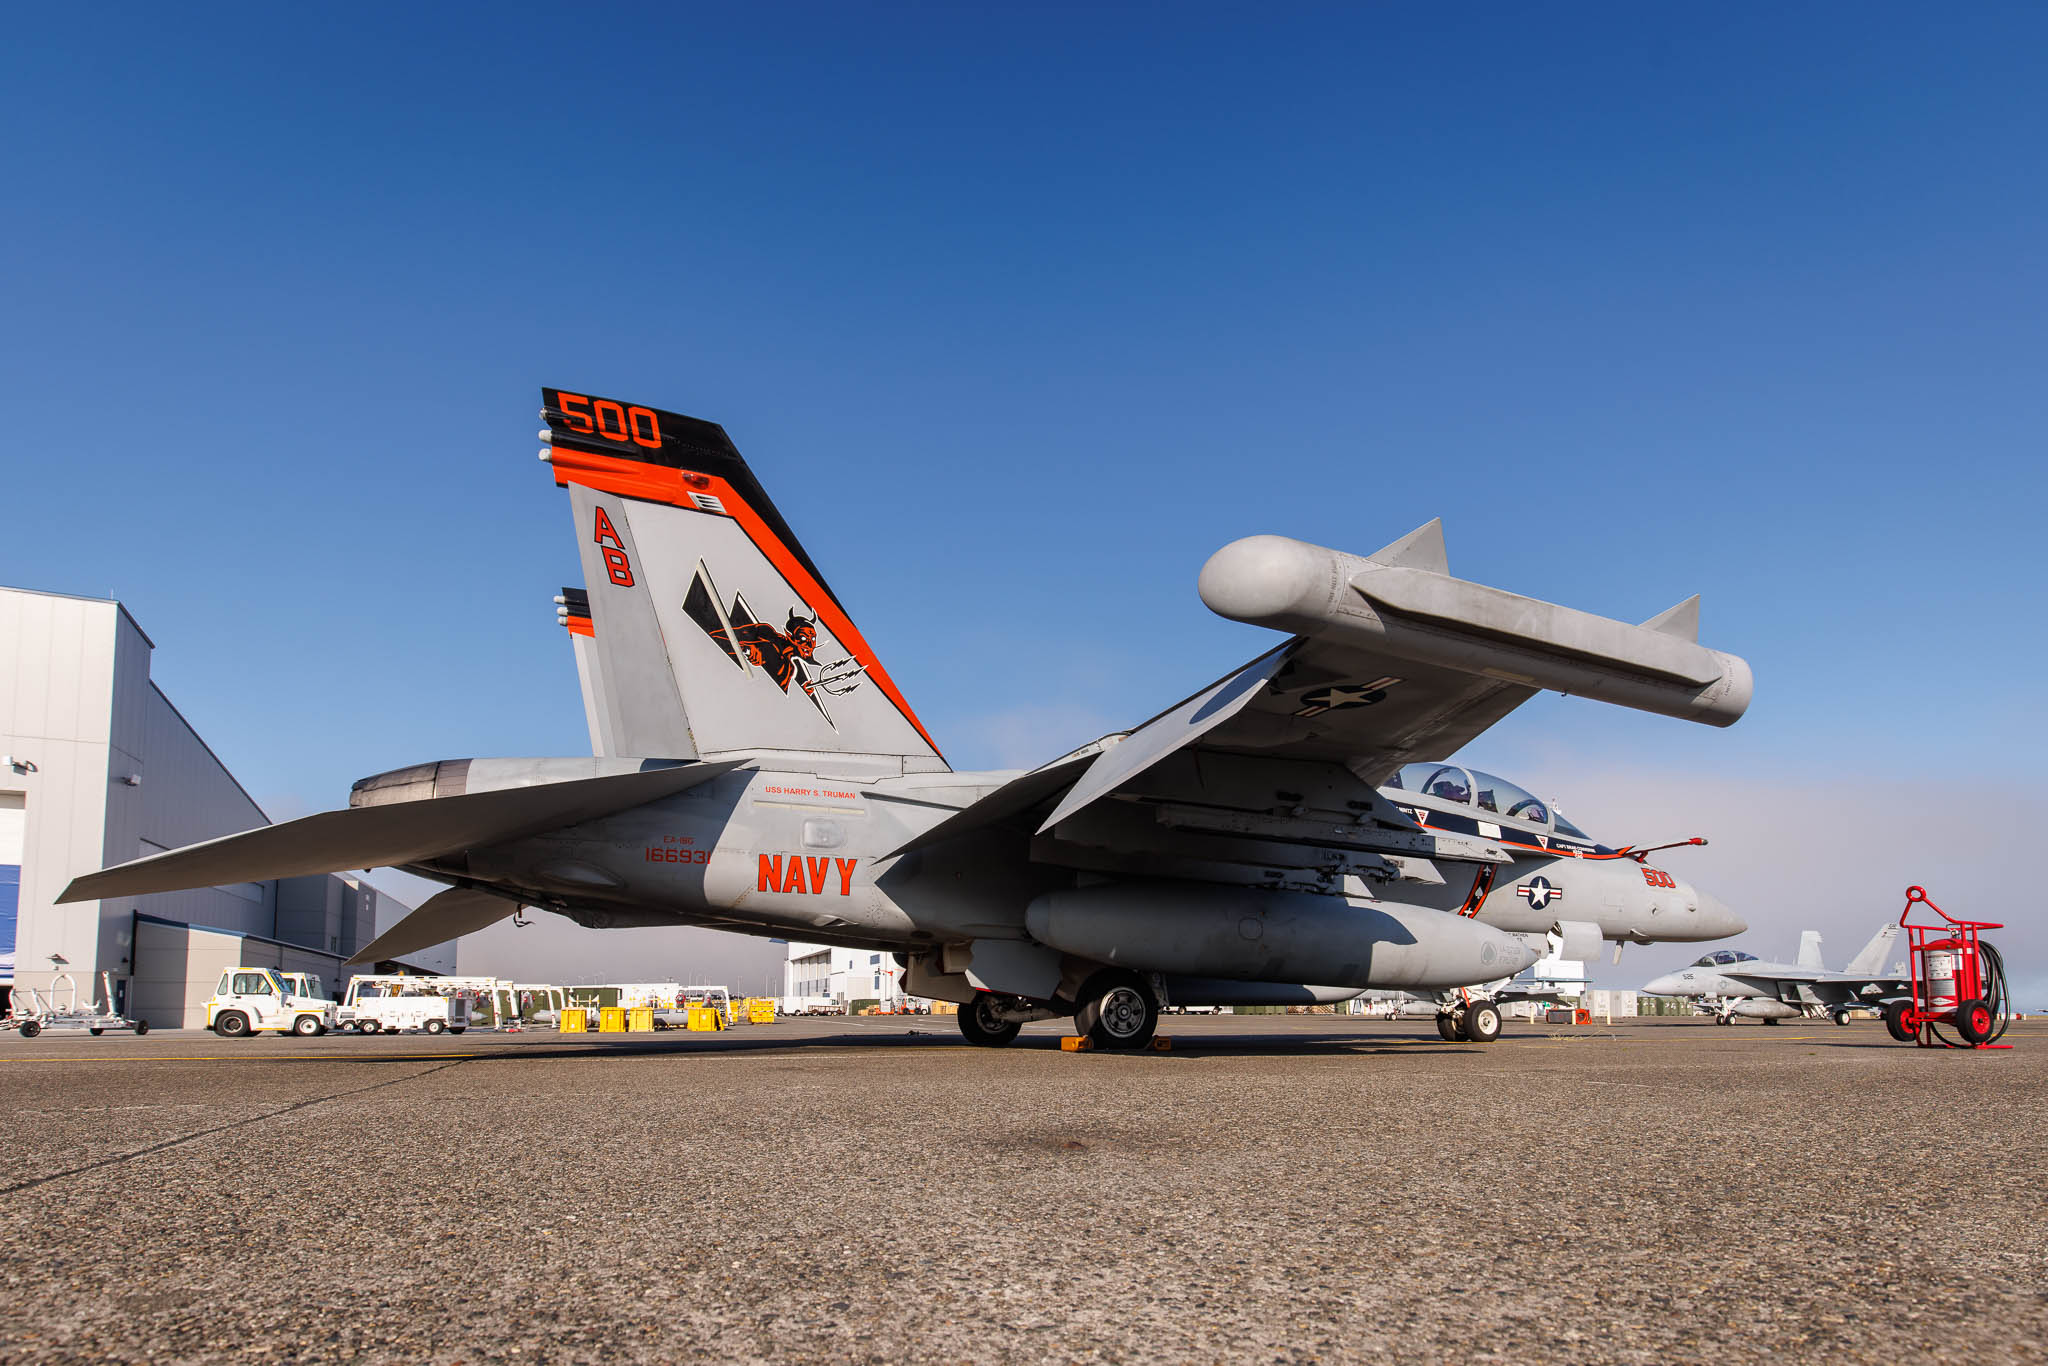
1436, 1001, 1501, 1044
1074, 970, 1159, 1051
956, 972, 1166, 1051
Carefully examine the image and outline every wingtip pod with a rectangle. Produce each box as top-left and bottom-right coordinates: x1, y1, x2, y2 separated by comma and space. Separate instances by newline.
1198, 531, 1752, 728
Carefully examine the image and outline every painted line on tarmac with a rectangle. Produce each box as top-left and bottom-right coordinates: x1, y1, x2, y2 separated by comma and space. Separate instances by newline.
0, 1058, 472, 1198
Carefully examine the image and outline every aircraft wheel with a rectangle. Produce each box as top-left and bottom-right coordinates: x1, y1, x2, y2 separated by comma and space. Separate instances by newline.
1763, 1017, 1779, 1026
1832, 1011, 1852, 1027
1076, 971, 1158, 1050
1953, 998, 1994, 1045
215, 1011, 251, 1038
1436, 1013, 1461, 1043
1883, 1000, 1916, 1043
1459, 1002, 1502, 1043
957, 996, 1021, 1048
1714, 1015, 1731, 1026
292, 1015, 323, 1037
90, 1028, 103, 1036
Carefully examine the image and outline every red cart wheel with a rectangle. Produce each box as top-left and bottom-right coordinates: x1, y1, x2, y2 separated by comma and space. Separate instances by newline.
1953, 998, 1994, 1046
1882, 999, 1916, 1044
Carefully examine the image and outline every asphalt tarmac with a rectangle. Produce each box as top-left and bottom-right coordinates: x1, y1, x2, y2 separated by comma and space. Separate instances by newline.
0, 1015, 2041, 1364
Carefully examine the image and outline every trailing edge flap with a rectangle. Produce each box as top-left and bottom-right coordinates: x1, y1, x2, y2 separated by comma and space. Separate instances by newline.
1036, 643, 1295, 835
57, 760, 745, 904
346, 887, 523, 967
884, 741, 1113, 859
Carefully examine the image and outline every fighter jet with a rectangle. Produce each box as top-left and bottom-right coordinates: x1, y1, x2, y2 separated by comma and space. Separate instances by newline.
1642, 926, 1908, 1027
62, 388, 1755, 1051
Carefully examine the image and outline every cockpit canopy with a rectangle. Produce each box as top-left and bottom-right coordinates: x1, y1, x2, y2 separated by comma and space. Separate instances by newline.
1386, 763, 1596, 841
1692, 950, 1758, 967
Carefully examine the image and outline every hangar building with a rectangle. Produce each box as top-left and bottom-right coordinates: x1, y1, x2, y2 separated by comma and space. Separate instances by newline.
1, 586, 442, 1028
785, 940, 912, 1010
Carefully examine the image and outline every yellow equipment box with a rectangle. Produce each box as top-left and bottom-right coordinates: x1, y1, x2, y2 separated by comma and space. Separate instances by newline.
598, 1006, 628, 1033
560, 1007, 588, 1033
747, 999, 776, 1024
627, 1006, 656, 1033
686, 1004, 726, 1031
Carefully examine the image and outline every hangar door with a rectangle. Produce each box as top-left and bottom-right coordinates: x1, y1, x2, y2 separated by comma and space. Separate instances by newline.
0, 793, 22, 983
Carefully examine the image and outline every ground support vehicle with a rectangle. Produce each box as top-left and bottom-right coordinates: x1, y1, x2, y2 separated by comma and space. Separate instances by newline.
337, 976, 472, 1034
7, 970, 150, 1038
206, 968, 337, 1037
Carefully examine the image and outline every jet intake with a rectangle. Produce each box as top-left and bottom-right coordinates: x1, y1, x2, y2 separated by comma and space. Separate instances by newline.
1553, 918, 1604, 963
1024, 883, 1538, 991
1197, 535, 1752, 727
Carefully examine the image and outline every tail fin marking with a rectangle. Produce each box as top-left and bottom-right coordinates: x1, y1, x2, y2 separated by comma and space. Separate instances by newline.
544, 389, 944, 766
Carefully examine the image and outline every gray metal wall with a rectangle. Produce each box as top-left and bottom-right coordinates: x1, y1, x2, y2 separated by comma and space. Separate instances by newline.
1, 585, 410, 1011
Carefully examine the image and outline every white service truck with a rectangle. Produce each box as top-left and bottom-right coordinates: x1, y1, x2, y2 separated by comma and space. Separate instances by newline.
206, 968, 339, 1037
338, 976, 473, 1034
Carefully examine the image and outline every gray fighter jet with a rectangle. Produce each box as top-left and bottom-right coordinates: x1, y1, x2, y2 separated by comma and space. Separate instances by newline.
1642, 926, 1908, 1026
61, 388, 1755, 1050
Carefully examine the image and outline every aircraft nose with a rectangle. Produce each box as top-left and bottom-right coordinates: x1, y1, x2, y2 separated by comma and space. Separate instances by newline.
1694, 888, 1745, 939
1642, 972, 1685, 996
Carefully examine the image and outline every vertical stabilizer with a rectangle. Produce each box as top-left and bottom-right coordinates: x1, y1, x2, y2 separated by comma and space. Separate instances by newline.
541, 388, 946, 770
566, 484, 699, 760
1846, 923, 1900, 976
1797, 930, 1824, 969
554, 588, 615, 757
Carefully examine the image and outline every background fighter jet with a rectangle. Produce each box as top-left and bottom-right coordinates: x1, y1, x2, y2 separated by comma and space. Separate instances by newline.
61, 388, 1757, 1051
1642, 925, 1909, 1027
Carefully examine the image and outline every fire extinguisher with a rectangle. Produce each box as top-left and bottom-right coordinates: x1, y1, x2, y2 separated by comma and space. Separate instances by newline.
1893, 887, 2011, 1049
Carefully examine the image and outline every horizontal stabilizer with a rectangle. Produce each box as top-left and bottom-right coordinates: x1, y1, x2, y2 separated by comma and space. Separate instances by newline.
346, 887, 523, 966
59, 760, 744, 904
1640, 595, 1700, 642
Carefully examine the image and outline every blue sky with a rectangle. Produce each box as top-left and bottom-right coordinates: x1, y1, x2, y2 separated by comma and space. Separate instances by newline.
5, 5, 2043, 991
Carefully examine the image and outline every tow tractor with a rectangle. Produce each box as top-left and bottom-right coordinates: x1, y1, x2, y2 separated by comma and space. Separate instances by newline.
6, 963, 150, 1038
1884, 886, 2012, 1049
206, 968, 337, 1037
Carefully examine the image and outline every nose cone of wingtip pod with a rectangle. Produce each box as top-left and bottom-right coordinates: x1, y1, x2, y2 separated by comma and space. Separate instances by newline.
1696, 889, 1746, 939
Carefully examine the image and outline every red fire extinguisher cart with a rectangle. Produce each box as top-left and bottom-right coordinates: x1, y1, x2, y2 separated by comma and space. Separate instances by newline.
1888, 886, 2012, 1049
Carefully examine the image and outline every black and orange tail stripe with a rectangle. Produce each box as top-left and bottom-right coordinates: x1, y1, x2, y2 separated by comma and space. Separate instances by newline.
548, 446, 944, 758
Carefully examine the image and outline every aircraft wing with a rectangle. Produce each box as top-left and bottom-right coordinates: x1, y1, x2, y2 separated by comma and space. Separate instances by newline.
59, 760, 745, 903
1722, 971, 1912, 999
1036, 635, 1536, 833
